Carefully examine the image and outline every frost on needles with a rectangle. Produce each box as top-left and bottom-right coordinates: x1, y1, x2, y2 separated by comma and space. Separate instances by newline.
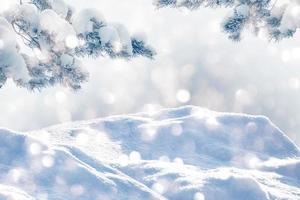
154, 0, 300, 41
0, 0, 155, 90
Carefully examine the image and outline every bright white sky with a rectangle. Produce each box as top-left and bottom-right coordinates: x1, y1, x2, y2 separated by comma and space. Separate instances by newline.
1, 0, 300, 145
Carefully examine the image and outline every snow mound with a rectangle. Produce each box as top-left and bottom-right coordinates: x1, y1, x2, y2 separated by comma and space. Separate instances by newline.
0, 106, 299, 199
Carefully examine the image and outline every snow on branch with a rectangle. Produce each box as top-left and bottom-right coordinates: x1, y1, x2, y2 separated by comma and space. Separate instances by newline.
154, 0, 300, 41
0, 0, 155, 90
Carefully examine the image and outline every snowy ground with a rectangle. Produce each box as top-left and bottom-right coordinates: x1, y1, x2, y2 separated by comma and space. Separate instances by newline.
0, 106, 299, 200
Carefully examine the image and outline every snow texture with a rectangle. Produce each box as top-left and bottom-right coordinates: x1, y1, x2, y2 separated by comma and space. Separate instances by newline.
0, 106, 299, 199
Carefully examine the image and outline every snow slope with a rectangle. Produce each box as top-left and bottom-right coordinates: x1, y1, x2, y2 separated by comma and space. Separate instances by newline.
0, 106, 299, 199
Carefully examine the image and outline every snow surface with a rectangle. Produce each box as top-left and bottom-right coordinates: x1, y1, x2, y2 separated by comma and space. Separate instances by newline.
0, 106, 299, 199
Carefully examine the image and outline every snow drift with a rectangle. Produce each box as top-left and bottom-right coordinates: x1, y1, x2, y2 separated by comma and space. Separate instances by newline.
0, 106, 299, 199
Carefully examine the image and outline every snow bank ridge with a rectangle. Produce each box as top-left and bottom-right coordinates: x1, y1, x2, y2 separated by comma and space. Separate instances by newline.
0, 106, 299, 199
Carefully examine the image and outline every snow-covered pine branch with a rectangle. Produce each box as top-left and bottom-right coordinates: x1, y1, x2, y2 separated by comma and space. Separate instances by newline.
0, 0, 155, 90
154, 0, 300, 41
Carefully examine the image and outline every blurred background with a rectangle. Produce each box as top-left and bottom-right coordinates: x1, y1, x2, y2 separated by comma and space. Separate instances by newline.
1, 0, 300, 146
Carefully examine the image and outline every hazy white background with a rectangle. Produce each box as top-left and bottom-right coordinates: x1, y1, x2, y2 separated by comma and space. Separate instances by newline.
1, 0, 300, 145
